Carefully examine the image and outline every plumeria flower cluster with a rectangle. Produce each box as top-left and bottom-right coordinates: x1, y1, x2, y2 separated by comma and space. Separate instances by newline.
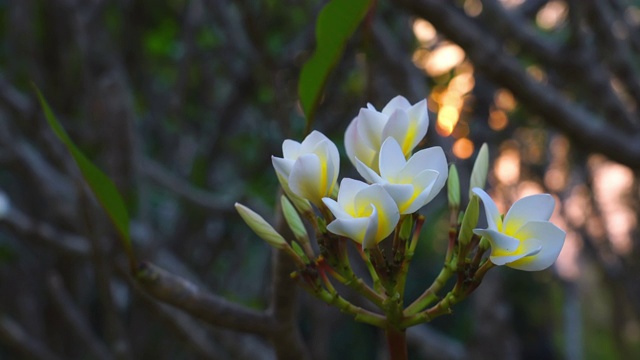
235, 95, 566, 351
270, 96, 447, 250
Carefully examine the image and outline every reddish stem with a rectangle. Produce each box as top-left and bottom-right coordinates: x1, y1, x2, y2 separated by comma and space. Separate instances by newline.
386, 328, 408, 360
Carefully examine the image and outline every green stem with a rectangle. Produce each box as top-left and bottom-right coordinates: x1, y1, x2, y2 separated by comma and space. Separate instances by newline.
401, 291, 459, 327
408, 215, 425, 254
404, 265, 453, 316
445, 207, 459, 264
394, 250, 413, 302
367, 246, 396, 295
386, 327, 408, 360
316, 288, 387, 327
327, 266, 386, 308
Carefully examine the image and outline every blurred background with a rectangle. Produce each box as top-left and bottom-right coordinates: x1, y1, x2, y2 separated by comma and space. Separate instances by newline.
1, 0, 640, 359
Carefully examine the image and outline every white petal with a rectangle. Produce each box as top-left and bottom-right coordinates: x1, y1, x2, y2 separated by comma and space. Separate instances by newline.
289, 154, 323, 204
406, 99, 429, 141
415, 169, 441, 206
355, 184, 400, 241
357, 108, 387, 150
382, 183, 415, 212
345, 117, 376, 168
473, 229, 520, 254
503, 194, 555, 236
489, 240, 541, 266
282, 139, 301, 160
472, 188, 502, 231
366, 102, 377, 111
356, 157, 384, 184
381, 95, 411, 115
326, 217, 370, 244
322, 197, 352, 220
399, 170, 439, 213
271, 156, 294, 180
337, 178, 369, 214
381, 110, 411, 154
362, 205, 379, 249
378, 137, 407, 181
509, 221, 566, 271
299, 130, 329, 154
400, 146, 448, 195
313, 139, 340, 194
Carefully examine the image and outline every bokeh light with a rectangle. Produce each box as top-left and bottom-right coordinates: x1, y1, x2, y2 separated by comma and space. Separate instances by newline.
536, 0, 568, 30
452, 138, 474, 159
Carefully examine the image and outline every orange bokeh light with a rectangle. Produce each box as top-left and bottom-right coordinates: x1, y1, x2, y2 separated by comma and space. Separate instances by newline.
436, 105, 459, 136
489, 109, 509, 131
452, 138, 474, 159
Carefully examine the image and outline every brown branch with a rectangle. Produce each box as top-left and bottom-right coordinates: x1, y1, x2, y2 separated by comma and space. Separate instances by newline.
265, 196, 310, 359
267, 250, 310, 360
79, 191, 133, 360
135, 261, 275, 336
47, 273, 113, 360
122, 268, 223, 359
585, 0, 640, 112
139, 157, 236, 214
392, 0, 640, 169
480, 0, 562, 65
371, 21, 427, 104
0, 315, 62, 360
565, 0, 639, 131
0, 75, 34, 116
1, 207, 90, 257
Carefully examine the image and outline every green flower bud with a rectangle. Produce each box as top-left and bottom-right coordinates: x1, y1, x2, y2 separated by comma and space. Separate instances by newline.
447, 164, 460, 209
399, 215, 414, 241
291, 241, 309, 264
469, 143, 489, 197
281, 195, 310, 246
458, 195, 479, 246
235, 203, 287, 249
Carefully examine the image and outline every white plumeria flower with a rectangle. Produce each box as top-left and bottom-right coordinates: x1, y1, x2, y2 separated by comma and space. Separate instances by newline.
345, 96, 429, 171
354, 137, 448, 214
322, 178, 400, 249
472, 188, 566, 271
272, 131, 340, 207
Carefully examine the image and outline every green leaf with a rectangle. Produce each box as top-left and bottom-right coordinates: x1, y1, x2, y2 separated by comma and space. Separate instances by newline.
298, 0, 372, 130
34, 87, 135, 266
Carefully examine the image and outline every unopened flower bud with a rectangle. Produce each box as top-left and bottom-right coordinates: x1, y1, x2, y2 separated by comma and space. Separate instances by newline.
447, 164, 460, 210
458, 195, 479, 246
235, 203, 287, 249
281, 195, 310, 246
469, 143, 488, 198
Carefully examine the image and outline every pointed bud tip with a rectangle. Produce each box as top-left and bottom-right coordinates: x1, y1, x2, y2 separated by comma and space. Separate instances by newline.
469, 143, 489, 197
235, 202, 287, 249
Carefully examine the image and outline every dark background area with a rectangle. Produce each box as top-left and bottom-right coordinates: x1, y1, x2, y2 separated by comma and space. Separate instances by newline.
1, 0, 640, 359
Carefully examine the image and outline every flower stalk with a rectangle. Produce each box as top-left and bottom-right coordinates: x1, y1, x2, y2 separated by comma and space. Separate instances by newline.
235, 96, 566, 359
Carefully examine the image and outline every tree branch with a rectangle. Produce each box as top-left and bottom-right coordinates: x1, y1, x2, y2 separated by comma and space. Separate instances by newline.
47, 273, 113, 360
135, 261, 275, 336
0, 315, 62, 360
392, 0, 640, 168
